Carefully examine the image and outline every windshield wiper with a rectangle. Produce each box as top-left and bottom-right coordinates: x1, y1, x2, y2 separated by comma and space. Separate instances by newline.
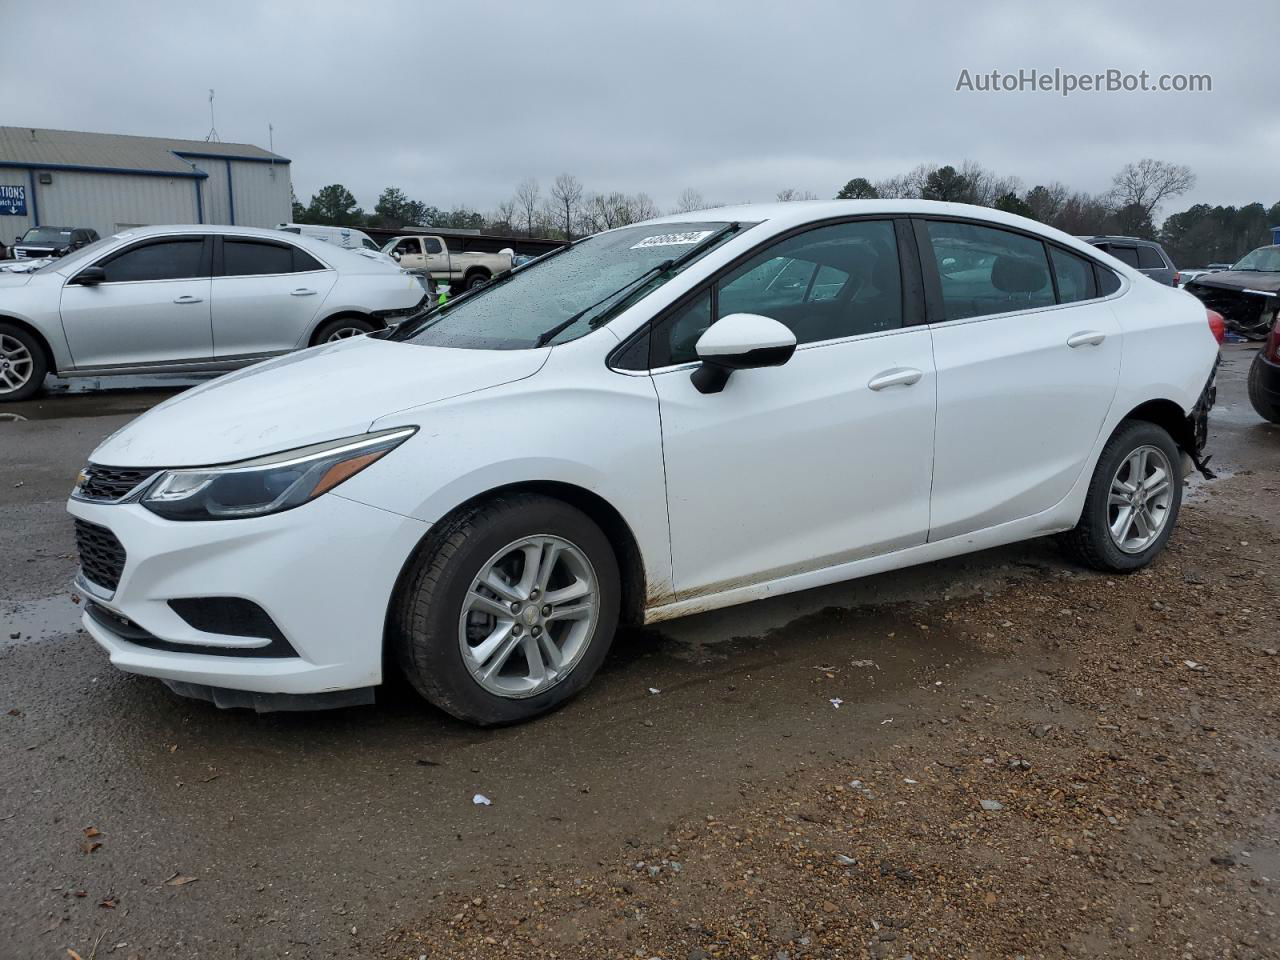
532, 221, 740, 348
389, 242, 572, 340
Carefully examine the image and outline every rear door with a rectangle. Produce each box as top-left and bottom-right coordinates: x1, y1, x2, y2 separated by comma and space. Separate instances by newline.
918, 219, 1122, 541
210, 236, 338, 357
58, 235, 213, 368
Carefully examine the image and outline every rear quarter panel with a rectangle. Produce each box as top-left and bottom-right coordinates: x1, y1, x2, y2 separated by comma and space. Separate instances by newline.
1108, 278, 1218, 422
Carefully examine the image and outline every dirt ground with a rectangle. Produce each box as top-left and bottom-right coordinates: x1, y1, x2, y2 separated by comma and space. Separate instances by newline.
2, 344, 1277, 960
385, 346, 1280, 960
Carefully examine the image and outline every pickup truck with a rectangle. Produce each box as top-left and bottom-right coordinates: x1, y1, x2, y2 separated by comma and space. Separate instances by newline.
381, 235, 512, 290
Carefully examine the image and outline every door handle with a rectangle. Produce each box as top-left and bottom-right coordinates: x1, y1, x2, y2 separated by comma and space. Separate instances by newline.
867, 367, 923, 391
172, 295, 203, 304
290, 288, 317, 296
1067, 331, 1106, 348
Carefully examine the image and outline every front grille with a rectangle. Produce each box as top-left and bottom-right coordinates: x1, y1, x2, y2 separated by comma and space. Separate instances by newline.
77, 464, 157, 502
74, 519, 127, 592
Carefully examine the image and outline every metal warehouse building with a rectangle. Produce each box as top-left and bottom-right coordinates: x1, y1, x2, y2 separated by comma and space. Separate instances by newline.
0, 126, 291, 244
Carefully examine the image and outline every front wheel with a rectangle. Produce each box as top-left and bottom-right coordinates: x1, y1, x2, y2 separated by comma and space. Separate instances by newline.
1059, 420, 1183, 572
392, 494, 620, 725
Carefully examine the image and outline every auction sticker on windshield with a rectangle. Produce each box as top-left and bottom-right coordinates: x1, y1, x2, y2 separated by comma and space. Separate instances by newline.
631, 231, 715, 249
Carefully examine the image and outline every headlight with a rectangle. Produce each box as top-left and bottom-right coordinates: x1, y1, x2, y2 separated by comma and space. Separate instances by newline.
140, 426, 415, 521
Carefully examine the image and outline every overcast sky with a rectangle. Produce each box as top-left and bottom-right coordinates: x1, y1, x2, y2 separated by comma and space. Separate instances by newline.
8, 1, 1277, 219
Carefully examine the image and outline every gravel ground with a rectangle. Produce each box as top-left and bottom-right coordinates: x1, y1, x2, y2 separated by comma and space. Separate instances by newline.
386, 386, 1280, 958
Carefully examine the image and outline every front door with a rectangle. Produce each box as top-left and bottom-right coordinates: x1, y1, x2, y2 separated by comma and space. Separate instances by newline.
59, 235, 213, 369
918, 219, 1123, 541
210, 236, 338, 357
651, 219, 937, 598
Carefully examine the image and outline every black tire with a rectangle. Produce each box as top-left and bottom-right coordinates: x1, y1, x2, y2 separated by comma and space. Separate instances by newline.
392, 494, 620, 726
0, 322, 48, 402
464, 272, 490, 291
1059, 420, 1183, 573
1248, 354, 1280, 424
312, 315, 375, 344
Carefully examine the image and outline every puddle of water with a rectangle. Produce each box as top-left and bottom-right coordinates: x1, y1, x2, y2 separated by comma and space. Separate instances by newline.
0, 594, 84, 646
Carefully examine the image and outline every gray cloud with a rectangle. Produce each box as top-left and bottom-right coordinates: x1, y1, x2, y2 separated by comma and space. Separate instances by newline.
6, 0, 1276, 217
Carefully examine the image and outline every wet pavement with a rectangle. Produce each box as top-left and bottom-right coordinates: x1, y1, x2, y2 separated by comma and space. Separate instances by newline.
0, 346, 1271, 959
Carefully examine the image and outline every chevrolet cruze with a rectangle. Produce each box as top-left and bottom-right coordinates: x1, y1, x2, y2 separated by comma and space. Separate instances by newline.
68, 201, 1219, 725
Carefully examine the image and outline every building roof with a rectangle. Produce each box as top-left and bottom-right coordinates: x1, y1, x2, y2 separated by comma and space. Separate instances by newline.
0, 126, 289, 177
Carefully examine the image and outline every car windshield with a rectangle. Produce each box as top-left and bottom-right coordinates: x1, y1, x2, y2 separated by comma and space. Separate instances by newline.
21, 227, 73, 244
396, 221, 743, 350
35, 235, 119, 273
1231, 246, 1280, 272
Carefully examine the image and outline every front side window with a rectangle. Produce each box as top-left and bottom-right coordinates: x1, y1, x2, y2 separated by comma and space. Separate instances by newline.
657, 219, 902, 365
1051, 247, 1098, 303
223, 240, 295, 276
926, 221, 1053, 321
100, 239, 205, 282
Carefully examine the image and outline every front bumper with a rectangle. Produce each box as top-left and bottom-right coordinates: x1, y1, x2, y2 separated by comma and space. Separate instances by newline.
67, 492, 429, 696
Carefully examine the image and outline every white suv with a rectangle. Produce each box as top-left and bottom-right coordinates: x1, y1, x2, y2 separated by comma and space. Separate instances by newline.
67, 201, 1219, 725
0, 224, 427, 401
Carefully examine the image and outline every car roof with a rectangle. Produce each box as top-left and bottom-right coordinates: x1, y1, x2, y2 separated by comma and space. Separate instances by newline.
637, 199, 1110, 260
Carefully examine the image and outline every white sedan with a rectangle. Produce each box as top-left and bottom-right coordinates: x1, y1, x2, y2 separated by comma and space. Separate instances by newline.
0, 224, 428, 401
67, 201, 1219, 724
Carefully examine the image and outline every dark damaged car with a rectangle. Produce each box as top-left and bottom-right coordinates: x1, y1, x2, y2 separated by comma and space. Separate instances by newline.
1184, 245, 1280, 341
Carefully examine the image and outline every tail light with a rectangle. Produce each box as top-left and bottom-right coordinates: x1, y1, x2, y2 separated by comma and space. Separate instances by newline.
1205, 308, 1226, 345
1267, 318, 1280, 364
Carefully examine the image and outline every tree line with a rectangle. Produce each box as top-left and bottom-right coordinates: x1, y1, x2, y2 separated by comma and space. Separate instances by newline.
292, 158, 1278, 268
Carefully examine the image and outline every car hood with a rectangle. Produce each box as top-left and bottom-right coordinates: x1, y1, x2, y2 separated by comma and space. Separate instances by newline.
90, 335, 549, 467
1188, 271, 1280, 295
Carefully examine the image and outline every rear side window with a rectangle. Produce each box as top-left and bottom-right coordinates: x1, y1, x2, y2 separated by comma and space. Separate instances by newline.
1107, 245, 1141, 267
223, 240, 295, 276
1136, 245, 1166, 269
1050, 247, 1097, 303
925, 221, 1053, 321
101, 239, 205, 282
1096, 266, 1122, 296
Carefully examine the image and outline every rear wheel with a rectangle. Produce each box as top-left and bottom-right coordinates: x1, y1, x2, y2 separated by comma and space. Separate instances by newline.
313, 315, 375, 344
1059, 420, 1182, 572
393, 494, 620, 725
0, 323, 47, 402
1248, 354, 1280, 424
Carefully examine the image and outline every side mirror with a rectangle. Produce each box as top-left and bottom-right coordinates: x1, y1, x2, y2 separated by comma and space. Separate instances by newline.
691, 313, 796, 394
70, 266, 107, 286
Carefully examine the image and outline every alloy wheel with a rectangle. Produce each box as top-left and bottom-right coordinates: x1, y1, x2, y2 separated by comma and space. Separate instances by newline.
458, 535, 599, 698
1107, 444, 1175, 554
0, 334, 34, 395
325, 326, 367, 342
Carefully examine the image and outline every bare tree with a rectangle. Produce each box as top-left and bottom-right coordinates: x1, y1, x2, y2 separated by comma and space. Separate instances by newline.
514, 177, 541, 237
1110, 159, 1195, 222
776, 188, 820, 201
550, 173, 584, 241
489, 199, 517, 235
674, 187, 705, 214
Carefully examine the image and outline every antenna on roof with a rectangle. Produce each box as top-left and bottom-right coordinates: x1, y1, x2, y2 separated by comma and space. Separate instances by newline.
204, 89, 220, 142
